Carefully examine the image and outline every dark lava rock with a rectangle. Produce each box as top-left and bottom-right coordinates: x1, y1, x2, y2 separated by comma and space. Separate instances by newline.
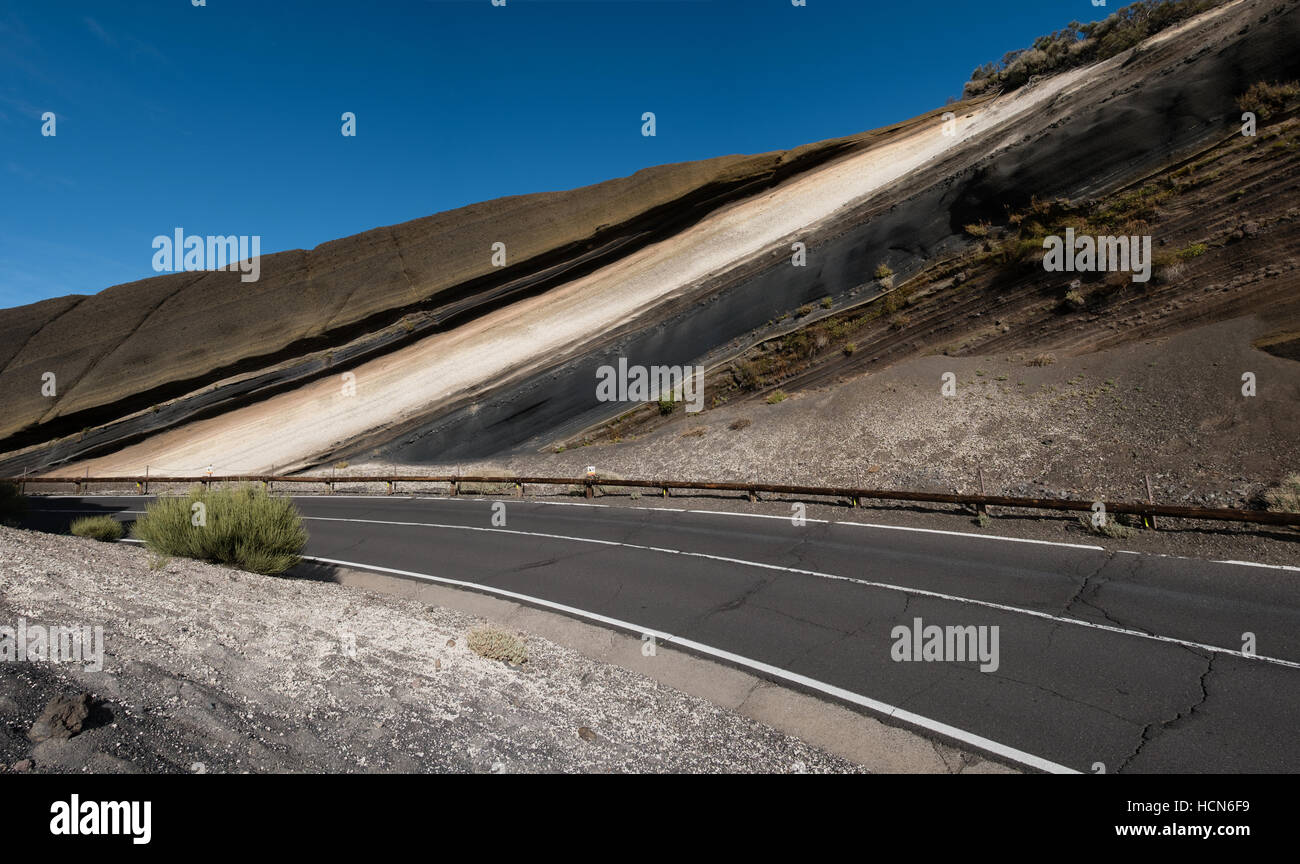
28, 692, 93, 743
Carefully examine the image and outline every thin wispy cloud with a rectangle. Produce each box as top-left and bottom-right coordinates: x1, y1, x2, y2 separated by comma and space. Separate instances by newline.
83, 16, 116, 47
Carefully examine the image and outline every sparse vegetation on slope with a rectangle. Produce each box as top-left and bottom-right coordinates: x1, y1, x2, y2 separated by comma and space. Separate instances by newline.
1239, 81, 1300, 121
132, 485, 307, 575
1264, 474, 1300, 513
963, 0, 1224, 98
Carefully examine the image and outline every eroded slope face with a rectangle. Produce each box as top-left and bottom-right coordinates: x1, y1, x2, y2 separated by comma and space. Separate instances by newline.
5, 0, 1296, 477
0, 139, 861, 453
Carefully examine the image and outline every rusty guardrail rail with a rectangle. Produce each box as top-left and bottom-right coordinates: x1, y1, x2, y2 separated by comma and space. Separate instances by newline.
5, 473, 1299, 527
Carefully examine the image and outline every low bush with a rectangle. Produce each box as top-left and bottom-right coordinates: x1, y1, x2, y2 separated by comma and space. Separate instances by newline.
70, 515, 124, 542
467, 626, 527, 665
1077, 514, 1136, 539
765, 390, 788, 404
131, 485, 307, 576
1238, 81, 1300, 121
1264, 474, 1300, 513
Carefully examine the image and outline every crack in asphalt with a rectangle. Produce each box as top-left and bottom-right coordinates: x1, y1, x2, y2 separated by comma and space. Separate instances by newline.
1060, 550, 1134, 632
1116, 649, 1216, 774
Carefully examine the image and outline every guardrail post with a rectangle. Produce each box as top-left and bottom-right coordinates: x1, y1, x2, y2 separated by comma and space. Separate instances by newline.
584, 480, 593, 500
747, 488, 756, 502
662, 485, 669, 499
450, 479, 458, 497
1144, 474, 1159, 531
976, 466, 989, 519
516, 483, 523, 498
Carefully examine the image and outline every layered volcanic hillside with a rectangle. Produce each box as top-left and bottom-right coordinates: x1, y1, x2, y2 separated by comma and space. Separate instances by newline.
1, 0, 1297, 486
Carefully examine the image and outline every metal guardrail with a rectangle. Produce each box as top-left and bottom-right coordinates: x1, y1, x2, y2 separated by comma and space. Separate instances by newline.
5, 473, 1299, 527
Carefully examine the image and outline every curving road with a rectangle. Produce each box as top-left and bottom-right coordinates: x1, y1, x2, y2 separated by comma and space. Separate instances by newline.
25, 493, 1300, 773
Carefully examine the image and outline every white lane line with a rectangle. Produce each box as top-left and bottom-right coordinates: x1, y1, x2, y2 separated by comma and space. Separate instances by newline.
298, 551, 1078, 774
300, 514, 1300, 670
1214, 559, 1300, 573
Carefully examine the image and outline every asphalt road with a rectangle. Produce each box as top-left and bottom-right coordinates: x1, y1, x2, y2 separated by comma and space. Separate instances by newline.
24, 494, 1300, 773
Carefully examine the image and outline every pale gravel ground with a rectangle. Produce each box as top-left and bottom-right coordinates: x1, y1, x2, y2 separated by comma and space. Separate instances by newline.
0, 525, 863, 774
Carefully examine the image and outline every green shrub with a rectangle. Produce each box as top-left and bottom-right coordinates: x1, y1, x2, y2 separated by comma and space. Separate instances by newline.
820, 296, 833, 309
1177, 242, 1208, 259
874, 264, 894, 280
796, 304, 813, 318
70, 515, 124, 542
842, 342, 857, 356
657, 395, 677, 416
765, 390, 788, 404
467, 625, 527, 664
0, 482, 26, 526
132, 485, 307, 575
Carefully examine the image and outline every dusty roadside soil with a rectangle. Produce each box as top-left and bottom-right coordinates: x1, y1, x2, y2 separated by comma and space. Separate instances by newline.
0, 526, 869, 774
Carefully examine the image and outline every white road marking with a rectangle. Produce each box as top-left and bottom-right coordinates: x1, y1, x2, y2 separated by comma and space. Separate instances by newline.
300, 514, 1300, 670
1214, 559, 1300, 573
299, 551, 1078, 774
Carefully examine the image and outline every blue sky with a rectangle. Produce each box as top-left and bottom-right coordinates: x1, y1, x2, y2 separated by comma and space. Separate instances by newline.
0, 0, 1113, 309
